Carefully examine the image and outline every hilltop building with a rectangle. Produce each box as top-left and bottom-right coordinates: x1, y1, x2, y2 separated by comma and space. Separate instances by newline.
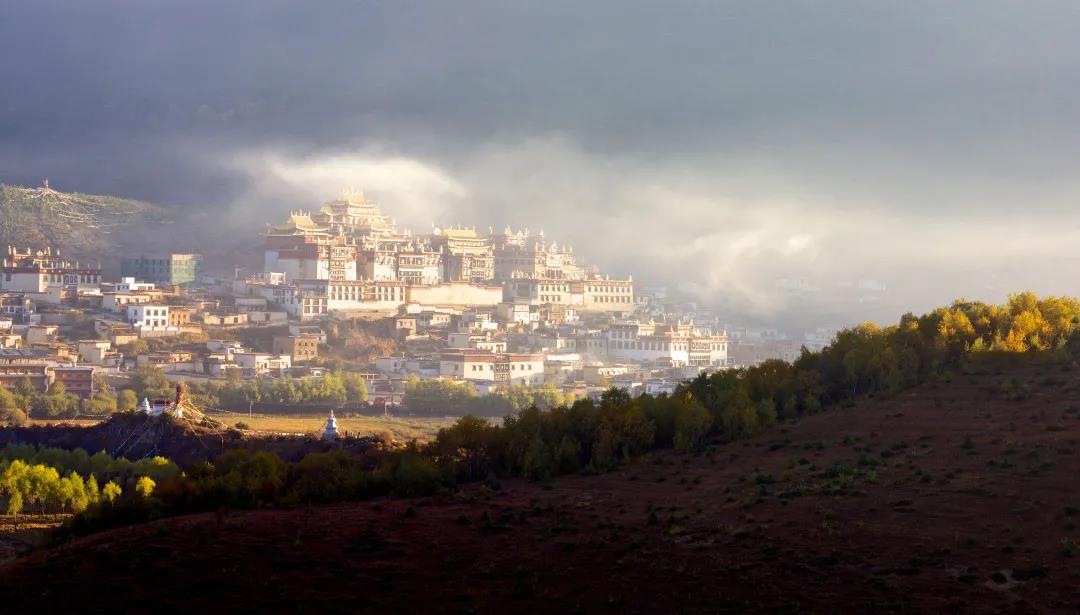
259, 191, 638, 319
429, 226, 494, 283
311, 190, 410, 251
263, 213, 358, 281
0, 246, 102, 296
492, 228, 589, 282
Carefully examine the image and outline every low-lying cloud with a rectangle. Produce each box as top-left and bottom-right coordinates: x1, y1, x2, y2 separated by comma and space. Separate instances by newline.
6, 1, 1080, 329
220, 136, 1080, 329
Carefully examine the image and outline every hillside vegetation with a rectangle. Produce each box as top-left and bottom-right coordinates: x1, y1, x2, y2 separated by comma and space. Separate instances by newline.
0, 183, 161, 257
2, 361, 1078, 612
3, 292, 1080, 613
28, 292, 1080, 534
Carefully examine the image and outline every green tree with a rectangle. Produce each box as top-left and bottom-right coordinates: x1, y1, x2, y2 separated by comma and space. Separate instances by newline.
673, 399, 711, 451
83, 391, 117, 416
15, 378, 36, 398
117, 389, 138, 412
403, 376, 479, 416
342, 372, 368, 402
0, 387, 18, 411
129, 366, 171, 400
101, 480, 122, 503
135, 476, 156, 499
720, 387, 759, 439
84, 475, 100, 504
119, 339, 150, 356
532, 382, 565, 411
92, 371, 112, 395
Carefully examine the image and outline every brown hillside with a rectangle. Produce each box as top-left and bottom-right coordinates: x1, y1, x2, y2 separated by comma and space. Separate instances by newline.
2, 365, 1079, 613
0, 413, 391, 467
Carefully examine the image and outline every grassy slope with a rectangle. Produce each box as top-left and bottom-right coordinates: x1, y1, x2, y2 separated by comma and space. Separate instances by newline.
218, 412, 457, 441
0, 516, 66, 566
22, 413, 456, 442
2, 364, 1080, 613
0, 184, 160, 257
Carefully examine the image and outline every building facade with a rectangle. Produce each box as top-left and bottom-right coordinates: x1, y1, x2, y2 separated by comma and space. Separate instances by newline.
492, 228, 588, 282
126, 304, 171, 330
121, 253, 201, 286
1, 246, 102, 294
439, 351, 545, 386
272, 334, 320, 362
504, 276, 635, 313
605, 321, 727, 367
429, 227, 494, 283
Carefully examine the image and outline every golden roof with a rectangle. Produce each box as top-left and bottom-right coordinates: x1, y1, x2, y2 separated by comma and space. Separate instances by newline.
268, 213, 328, 234
437, 226, 483, 239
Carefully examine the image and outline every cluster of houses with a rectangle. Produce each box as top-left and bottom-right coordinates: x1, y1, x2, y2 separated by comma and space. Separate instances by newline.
0, 246, 330, 400
241, 191, 734, 402
370, 306, 731, 403
0, 191, 837, 409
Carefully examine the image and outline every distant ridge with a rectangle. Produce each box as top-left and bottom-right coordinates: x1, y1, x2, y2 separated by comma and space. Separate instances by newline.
0, 182, 163, 257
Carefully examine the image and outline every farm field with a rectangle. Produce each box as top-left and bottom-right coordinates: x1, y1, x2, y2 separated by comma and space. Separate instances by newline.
207, 412, 460, 441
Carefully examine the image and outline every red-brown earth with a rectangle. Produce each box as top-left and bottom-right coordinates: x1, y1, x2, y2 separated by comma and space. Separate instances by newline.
2, 365, 1080, 614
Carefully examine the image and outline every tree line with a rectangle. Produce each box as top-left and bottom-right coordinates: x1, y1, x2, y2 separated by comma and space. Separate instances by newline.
403, 376, 570, 417
0, 444, 179, 483
0, 366, 372, 424
56, 292, 1080, 535
126, 367, 369, 410
0, 445, 174, 516
0, 379, 127, 425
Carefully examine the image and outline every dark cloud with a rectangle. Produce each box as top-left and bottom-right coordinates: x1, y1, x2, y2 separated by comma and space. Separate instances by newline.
3, 1, 1080, 327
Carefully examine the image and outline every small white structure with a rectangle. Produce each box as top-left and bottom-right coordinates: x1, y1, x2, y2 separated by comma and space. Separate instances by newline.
141, 397, 171, 416
127, 304, 172, 330
233, 352, 292, 375
322, 410, 339, 441
115, 277, 156, 292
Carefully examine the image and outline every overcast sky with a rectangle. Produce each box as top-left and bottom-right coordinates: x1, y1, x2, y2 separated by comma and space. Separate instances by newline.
3, 1, 1080, 328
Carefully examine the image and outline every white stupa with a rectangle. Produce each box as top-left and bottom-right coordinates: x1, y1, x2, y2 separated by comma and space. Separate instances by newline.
139, 398, 152, 415
322, 410, 339, 441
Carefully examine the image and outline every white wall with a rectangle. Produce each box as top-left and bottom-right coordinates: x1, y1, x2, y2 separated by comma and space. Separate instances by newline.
408, 282, 502, 307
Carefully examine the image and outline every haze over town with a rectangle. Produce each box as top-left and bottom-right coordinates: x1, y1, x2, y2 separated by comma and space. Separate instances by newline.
5, 1, 1080, 329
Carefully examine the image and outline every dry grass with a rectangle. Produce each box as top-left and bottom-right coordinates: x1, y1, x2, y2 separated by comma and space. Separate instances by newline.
209, 412, 459, 442
0, 514, 67, 564
25, 418, 102, 428
18, 414, 460, 442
